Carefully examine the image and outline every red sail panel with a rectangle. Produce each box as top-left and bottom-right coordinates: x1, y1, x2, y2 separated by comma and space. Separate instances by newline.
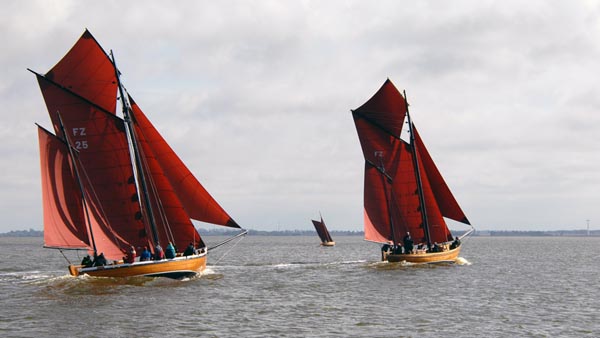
311, 218, 333, 243
134, 120, 205, 250
389, 141, 425, 244
38, 127, 90, 249
44, 30, 117, 114
80, 184, 130, 259
130, 97, 240, 228
37, 75, 148, 259
362, 163, 393, 243
351, 80, 408, 241
414, 127, 470, 225
353, 79, 407, 137
414, 144, 452, 244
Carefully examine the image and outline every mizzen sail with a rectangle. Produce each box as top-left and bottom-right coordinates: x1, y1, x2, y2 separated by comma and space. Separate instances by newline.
38, 126, 90, 249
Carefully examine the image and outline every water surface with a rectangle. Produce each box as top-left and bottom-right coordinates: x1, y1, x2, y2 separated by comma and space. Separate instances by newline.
0, 236, 598, 337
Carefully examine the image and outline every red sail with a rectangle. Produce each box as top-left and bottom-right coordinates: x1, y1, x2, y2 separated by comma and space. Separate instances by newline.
311, 217, 333, 243
353, 79, 410, 243
36, 75, 148, 259
413, 144, 452, 244
38, 126, 90, 249
414, 127, 470, 225
133, 113, 205, 250
38, 126, 125, 258
130, 96, 240, 228
44, 30, 117, 114
353, 79, 407, 137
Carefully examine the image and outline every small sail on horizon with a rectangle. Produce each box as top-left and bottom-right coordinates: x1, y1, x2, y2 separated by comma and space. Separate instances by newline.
311, 215, 335, 246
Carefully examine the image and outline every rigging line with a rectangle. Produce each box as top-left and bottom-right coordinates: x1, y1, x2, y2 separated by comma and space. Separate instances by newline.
210, 231, 247, 266
74, 153, 125, 248
404, 90, 431, 249
59, 249, 73, 265
458, 226, 475, 241
376, 152, 397, 246
207, 229, 249, 251
134, 129, 175, 244
111, 51, 160, 246
55, 112, 99, 254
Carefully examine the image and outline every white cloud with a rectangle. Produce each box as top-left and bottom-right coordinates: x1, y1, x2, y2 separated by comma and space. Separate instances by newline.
1, 0, 599, 232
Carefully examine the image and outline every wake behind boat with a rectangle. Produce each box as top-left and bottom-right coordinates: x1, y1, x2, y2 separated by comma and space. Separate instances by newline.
311, 214, 335, 246
351, 79, 474, 264
32, 30, 245, 278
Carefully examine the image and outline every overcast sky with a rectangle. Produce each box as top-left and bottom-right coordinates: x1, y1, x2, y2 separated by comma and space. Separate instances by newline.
1, 0, 599, 233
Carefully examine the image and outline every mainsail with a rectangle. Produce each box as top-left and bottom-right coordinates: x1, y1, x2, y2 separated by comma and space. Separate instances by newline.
352, 79, 470, 248
311, 216, 333, 244
33, 30, 240, 261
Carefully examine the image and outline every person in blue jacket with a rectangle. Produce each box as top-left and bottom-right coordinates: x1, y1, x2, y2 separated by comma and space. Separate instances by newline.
165, 242, 176, 259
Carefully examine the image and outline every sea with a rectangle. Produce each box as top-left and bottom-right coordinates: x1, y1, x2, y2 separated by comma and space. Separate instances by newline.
0, 235, 598, 338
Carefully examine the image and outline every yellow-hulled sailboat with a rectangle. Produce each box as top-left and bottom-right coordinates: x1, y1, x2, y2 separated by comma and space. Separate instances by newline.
311, 214, 335, 246
351, 79, 474, 264
32, 30, 245, 278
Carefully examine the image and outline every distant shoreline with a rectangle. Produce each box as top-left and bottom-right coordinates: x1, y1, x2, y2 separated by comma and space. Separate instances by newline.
1, 228, 598, 238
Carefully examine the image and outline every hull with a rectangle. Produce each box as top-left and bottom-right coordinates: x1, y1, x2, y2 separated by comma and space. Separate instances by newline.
385, 246, 460, 264
69, 252, 207, 279
320, 241, 335, 246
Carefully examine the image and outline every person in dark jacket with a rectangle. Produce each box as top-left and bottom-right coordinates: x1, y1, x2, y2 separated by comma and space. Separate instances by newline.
81, 255, 93, 267
93, 252, 107, 266
403, 232, 414, 254
140, 246, 151, 261
450, 236, 461, 250
183, 242, 195, 256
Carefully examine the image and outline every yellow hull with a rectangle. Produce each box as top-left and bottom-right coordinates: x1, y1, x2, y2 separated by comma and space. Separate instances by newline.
385, 246, 460, 264
321, 241, 335, 246
68, 253, 207, 279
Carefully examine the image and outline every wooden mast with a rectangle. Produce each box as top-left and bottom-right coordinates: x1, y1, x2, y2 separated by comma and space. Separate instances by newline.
110, 51, 161, 247
404, 90, 432, 250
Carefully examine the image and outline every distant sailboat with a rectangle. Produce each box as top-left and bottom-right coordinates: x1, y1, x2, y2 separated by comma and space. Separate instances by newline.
31, 30, 246, 278
351, 79, 474, 264
311, 214, 335, 246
